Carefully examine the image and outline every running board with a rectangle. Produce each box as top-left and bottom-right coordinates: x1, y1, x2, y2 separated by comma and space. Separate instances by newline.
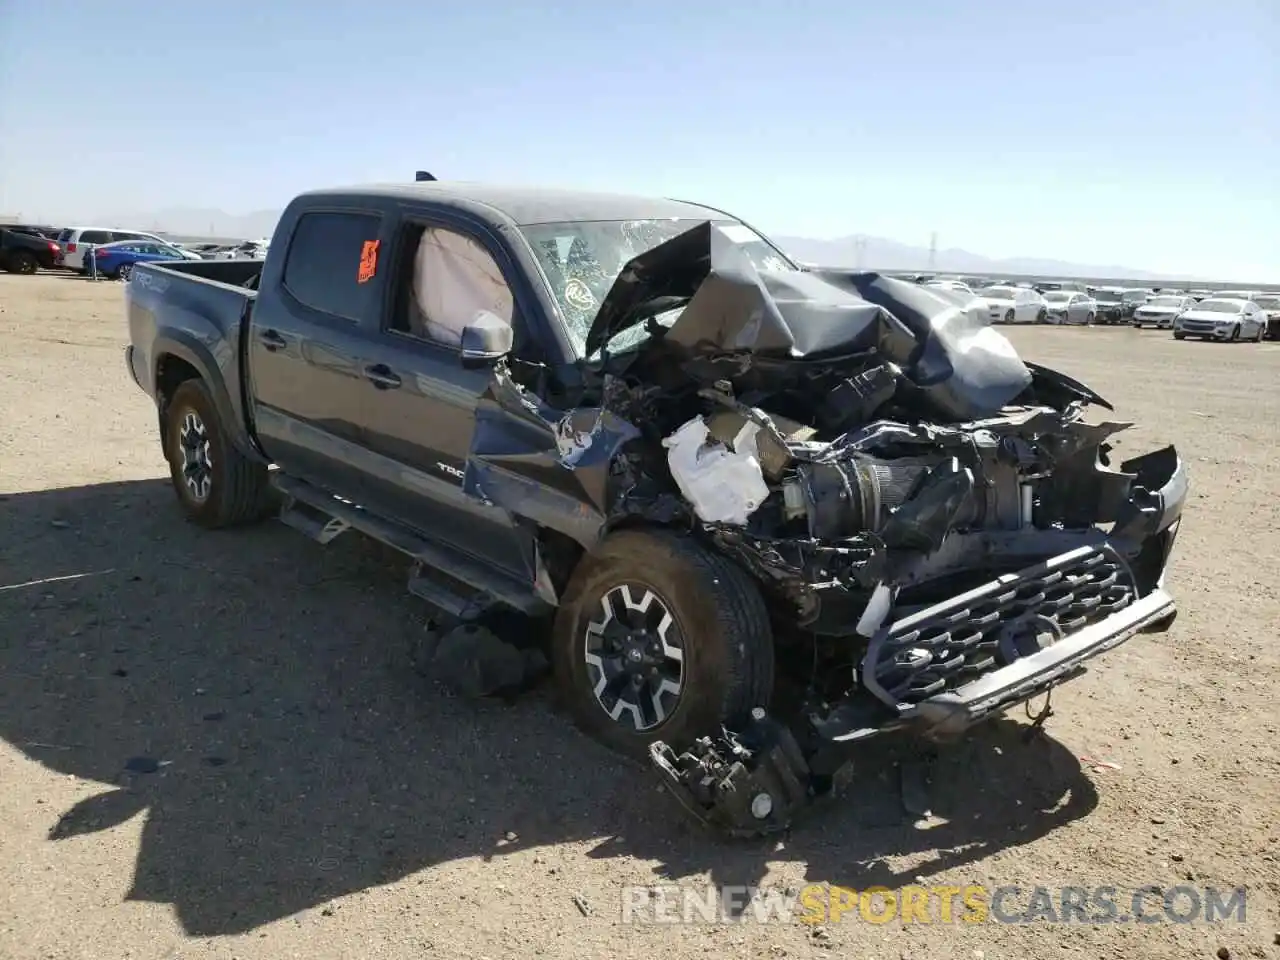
271, 474, 550, 617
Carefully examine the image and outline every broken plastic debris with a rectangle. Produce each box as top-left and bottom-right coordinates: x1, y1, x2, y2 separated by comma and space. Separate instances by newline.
662, 416, 769, 526
1079, 755, 1122, 772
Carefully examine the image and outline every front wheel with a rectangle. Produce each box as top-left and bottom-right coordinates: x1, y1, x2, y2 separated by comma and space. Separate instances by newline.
1229, 324, 1240, 342
551, 530, 774, 759
1037, 309, 1047, 324
163, 379, 271, 528
118, 263, 133, 281
1003, 309, 1015, 324
1173, 331, 1185, 340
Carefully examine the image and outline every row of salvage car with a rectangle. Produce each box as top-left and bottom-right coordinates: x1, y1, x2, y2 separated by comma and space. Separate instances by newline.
905, 276, 1280, 341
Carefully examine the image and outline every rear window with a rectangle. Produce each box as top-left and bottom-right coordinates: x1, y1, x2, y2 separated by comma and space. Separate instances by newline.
80, 230, 112, 244
58, 229, 74, 242
282, 211, 384, 321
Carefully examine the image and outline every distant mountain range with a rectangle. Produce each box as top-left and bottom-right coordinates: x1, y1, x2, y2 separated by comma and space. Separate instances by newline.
99, 206, 1193, 282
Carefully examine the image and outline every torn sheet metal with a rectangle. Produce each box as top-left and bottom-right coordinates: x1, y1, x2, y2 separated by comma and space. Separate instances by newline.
463, 366, 641, 546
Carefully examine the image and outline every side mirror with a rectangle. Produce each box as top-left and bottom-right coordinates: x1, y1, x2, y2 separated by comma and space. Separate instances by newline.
460, 310, 513, 366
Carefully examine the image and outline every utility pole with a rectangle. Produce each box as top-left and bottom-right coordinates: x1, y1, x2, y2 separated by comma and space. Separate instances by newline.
928, 231, 938, 273
854, 235, 867, 270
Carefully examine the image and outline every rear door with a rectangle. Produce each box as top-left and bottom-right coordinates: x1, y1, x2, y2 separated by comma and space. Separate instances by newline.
245, 204, 392, 503
348, 210, 534, 576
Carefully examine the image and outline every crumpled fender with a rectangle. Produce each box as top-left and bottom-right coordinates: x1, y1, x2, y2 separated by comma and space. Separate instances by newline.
461, 366, 641, 548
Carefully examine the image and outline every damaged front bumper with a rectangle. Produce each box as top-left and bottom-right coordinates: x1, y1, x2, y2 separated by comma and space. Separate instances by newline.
651, 447, 1187, 838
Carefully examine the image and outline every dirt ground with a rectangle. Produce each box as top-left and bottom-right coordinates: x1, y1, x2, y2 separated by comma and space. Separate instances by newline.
1, 272, 1277, 960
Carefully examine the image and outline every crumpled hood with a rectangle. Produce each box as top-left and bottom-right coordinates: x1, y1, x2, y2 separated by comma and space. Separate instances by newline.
584, 221, 1046, 422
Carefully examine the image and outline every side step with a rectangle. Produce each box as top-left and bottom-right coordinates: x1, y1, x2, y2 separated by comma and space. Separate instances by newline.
272, 474, 550, 618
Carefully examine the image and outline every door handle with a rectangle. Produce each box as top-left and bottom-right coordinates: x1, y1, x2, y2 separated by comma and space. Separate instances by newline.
363, 364, 402, 390
258, 329, 287, 351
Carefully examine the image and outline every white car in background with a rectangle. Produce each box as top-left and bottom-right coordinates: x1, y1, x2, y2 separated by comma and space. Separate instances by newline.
924, 279, 978, 298
1042, 290, 1097, 325
976, 284, 1048, 324
1173, 298, 1268, 342
1132, 294, 1195, 329
56, 226, 170, 272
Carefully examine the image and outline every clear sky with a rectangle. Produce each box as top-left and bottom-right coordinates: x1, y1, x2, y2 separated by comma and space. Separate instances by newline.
1, 0, 1275, 278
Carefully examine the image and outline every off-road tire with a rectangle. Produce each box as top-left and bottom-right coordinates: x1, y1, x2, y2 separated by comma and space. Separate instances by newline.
552, 529, 775, 759
164, 379, 271, 528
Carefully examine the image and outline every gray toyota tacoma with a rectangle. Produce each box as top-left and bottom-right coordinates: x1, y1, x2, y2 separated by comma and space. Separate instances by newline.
125, 179, 1188, 836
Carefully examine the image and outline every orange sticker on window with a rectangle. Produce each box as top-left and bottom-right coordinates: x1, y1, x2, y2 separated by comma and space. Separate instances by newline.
357, 239, 380, 283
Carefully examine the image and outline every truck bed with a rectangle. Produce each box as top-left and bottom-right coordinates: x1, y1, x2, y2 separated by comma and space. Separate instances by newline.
125, 258, 265, 457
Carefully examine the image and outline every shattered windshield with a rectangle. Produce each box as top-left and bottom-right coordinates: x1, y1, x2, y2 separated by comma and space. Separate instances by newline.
519, 218, 795, 355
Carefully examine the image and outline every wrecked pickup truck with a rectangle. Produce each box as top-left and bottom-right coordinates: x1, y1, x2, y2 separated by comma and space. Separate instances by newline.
125, 181, 1188, 837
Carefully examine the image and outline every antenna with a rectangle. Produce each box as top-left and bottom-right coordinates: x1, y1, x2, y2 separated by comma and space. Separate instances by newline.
928, 232, 938, 272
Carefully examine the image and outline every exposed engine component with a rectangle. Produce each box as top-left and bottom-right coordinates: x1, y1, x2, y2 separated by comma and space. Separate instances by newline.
649, 708, 815, 837
662, 416, 770, 525
785, 453, 942, 539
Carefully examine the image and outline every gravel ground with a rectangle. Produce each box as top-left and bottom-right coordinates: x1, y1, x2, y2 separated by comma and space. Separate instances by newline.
1, 273, 1277, 960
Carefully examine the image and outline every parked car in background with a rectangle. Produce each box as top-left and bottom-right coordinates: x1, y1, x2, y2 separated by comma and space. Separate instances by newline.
1173, 298, 1267, 342
89, 240, 195, 280
1043, 290, 1097, 325
1215, 289, 1260, 302
1133, 294, 1195, 329
4, 223, 63, 241
1034, 280, 1089, 294
57, 226, 171, 272
975, 284, 1047, 324
1090, 287, 1127, 324
1250, 293, 1280, 340
924, 279, 978, 298
1120, 289, 1152, 318
0, 227, 62, 274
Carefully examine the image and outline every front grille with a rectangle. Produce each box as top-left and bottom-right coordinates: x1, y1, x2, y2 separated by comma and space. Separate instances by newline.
1180, 321, 1216, 333
861, 545, 1137, 709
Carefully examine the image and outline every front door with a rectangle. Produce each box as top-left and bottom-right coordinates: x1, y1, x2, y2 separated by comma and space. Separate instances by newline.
348, 213, 534, 579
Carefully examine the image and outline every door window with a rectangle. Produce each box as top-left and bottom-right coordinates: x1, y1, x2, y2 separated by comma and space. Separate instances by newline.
281, 211, 384, 322
389, 223, 514, 349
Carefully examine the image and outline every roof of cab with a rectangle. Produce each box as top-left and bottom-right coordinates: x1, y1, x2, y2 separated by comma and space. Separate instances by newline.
298, 181, 729, 227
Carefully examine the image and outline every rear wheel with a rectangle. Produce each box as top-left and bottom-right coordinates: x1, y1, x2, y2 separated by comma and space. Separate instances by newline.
551, 529, 774, 759
118, 263, 133, 281
163, 379, 271, 528
1254, 324, 1264, 343
8, 251, 38, 275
